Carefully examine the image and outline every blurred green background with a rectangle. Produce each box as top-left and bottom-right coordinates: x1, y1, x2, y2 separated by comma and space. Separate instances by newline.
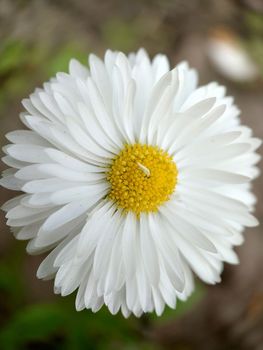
0, 1, 263, 349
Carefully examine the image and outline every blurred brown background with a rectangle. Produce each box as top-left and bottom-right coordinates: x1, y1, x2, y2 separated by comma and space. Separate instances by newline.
0, 0, 263, 349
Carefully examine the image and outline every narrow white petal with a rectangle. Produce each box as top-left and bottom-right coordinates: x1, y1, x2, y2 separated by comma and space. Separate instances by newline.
6, 130, 50, 147
122, 212, 138, 279
0, 174, 25, 190
41, 201, 91, 232
139, 214, 160, 286
69, 58, 89, 78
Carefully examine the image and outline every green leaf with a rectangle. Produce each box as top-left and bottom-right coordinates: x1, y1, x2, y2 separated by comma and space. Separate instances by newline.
47, 45, 87, 77
0, 40, 27, 75
0, 304, 66, 349
102, 18, 139, 51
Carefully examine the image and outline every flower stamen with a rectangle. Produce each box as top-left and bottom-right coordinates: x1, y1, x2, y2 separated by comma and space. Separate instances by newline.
137, 162, 151, 177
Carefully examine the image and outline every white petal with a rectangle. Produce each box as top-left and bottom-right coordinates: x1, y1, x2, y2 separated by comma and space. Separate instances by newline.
5, 144, 51, 163
75, 201, 114, 262
1, 194, 26, 212
179, 169, 250, 185
2, 156, 27, 169
0, 174, 25, 190
23, 178, 81, 193
122, 212, 138, 279
69, 58, 89, 78
104, 224, 125, 293
15, 221, 44, 240
139, 214, 160, 286
6, 130, 50, 147
41, 200, 91, 232
50, 183, 108, 205
35, 215, 84, 247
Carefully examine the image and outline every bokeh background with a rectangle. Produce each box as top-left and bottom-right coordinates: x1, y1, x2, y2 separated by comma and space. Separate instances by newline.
0, 0, 263, 349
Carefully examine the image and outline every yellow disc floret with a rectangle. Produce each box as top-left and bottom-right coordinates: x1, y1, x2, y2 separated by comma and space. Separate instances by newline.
107, 144, 178, 215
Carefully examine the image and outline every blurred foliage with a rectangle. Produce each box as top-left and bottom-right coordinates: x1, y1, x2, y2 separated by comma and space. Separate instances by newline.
245, 11, 263, 35
0, 287, 205, 350
247, 37, 263, 76
0, 40, 28, 75
0, 40, 28, 109
0, 302, 139, 350
47, 45, 88, 77
244, 11, 263, 76
0, 39, 88, 112
102, 18, 140, 51
101, 15, 169, 54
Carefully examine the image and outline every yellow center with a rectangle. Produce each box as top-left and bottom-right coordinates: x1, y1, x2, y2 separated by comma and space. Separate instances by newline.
107, 143, 178, 215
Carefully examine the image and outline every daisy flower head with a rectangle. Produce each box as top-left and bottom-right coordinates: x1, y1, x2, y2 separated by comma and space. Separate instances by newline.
1, 49, 261, 317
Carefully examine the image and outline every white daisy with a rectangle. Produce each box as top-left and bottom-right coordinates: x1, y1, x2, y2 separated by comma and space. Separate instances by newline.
1, 49, 261, 317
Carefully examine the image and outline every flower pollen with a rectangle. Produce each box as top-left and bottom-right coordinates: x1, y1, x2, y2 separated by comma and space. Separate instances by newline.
107, 144, 178, 215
